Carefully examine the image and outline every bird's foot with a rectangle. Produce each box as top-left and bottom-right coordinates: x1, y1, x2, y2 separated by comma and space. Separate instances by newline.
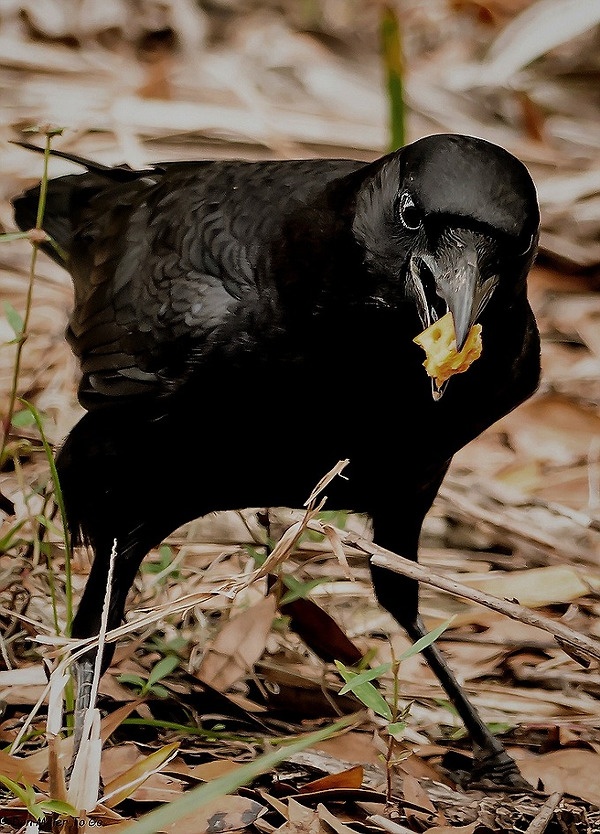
467, 749, 532, 791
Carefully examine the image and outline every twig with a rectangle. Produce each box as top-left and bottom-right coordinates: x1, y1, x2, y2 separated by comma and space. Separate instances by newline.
328, 530, 600, 664
524, 792, 562, 834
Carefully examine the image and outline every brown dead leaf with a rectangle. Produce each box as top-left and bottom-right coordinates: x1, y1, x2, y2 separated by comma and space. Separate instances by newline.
425, 824, 484, 834
0, 748, 43, 784
197, 594, 276, 690
104, 795, 266, 834
401, 774, 438, 824
281, 595, 363, 665
129, 772, 186, 803
166, 795, 265, 834
284, 798, 327, 834
313, 732, 382, 766
100, 699, 144, 743
102, 741, 180, 807
317, 803, 361, 834
299, 766, 363, 793
465, 565, 600, 608
166, 757, 244, 782
519, 749, 600, 806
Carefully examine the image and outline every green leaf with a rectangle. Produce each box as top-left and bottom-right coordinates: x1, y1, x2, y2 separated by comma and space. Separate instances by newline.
280, 575, 328, 604
245, 545, 267, 567
11, 409, 37, 428
335, 661, 392, 720
3, 302, 24, 337
118, 674, 146, 691
46, 235, 68, 262
148, 683, 171, 699
38, 799, 78, 816
395, 619, 454, 662
387, 721, 406, 738
0, 520, 26, 552
147, 653, 180, 688
0, 774, 29, 804
18, 398, 73, 635
338, 663, 391, 695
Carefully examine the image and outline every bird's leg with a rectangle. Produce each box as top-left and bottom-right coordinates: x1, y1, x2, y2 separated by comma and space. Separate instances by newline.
369, 562, 530, 789
70, 656, 95, 770
68, 533, 149, 773
403, 611, 529, 788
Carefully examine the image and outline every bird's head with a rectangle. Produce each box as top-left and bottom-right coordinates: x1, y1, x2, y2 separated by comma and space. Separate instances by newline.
352, 134, 539, 396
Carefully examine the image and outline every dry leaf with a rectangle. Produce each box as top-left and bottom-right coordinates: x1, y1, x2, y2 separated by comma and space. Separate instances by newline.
197, 594, 276, 690
0, 749, 42, 784
519, 749, 600, 805
401, 774, 437, 823
300, 766, 363, 792
166, 758, 244, 782
465, 565, 600, 608
168, 795, 265, 834
317, 803, 360, 834
284, 798, 326, 834
102, 741, 180, 807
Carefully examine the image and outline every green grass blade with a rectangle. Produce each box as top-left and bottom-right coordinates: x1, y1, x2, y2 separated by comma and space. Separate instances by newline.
0, 232, 30, 243
380, 3, 405, 151
19, 399, 73, 634
120, 717, 354, 834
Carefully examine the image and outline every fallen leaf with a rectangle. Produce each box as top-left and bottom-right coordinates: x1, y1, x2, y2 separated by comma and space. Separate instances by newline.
197, 595, 276, 690
519, 749, 600, 805
317, 803, 360, 834
166, 758, 244, 782
0, 749, 42, 784
285, 797, 326, 834
102, 741, 180, 807
300, 766, 363, 793
401, 774, 438, 824
313, 732, 382, 766
465, 565, 600, 608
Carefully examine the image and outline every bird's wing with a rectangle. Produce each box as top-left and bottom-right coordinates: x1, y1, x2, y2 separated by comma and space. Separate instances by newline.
63, 167, 268, 404
57, 159, 362, 406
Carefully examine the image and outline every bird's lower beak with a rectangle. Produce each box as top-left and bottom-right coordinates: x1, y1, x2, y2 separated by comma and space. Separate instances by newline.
411, 228, 498, 351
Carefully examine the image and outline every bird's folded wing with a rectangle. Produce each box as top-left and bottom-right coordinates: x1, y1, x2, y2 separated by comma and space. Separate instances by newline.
66, 175, 273, 405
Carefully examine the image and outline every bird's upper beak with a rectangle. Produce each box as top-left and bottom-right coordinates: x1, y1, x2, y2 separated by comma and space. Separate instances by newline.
409, 227, 499, 351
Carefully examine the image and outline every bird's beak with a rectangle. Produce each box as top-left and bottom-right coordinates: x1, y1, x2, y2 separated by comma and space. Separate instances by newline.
409, 228, 499, 351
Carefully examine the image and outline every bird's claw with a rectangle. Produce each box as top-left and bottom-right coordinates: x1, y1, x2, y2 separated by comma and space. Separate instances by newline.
468, 749, 532, 791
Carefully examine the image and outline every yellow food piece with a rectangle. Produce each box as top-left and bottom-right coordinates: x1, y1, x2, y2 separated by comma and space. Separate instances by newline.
413, 311, 482, 387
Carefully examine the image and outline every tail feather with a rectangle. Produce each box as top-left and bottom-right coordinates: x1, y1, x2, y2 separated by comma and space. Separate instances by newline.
11, 140, 160, 182
12, 176, 98, 267
11, 141, 164, 266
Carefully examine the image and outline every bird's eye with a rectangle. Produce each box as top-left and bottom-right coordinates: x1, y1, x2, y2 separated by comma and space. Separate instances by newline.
398, 192, 421, 231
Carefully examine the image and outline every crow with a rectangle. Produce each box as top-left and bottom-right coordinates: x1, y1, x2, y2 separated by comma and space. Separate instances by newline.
13, 134, 540, 787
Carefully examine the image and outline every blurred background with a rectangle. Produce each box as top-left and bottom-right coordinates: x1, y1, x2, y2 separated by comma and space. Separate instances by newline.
1, 0, 600, 813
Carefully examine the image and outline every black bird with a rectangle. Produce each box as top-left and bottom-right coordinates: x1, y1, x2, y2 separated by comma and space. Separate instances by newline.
13, 134, 540, 787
